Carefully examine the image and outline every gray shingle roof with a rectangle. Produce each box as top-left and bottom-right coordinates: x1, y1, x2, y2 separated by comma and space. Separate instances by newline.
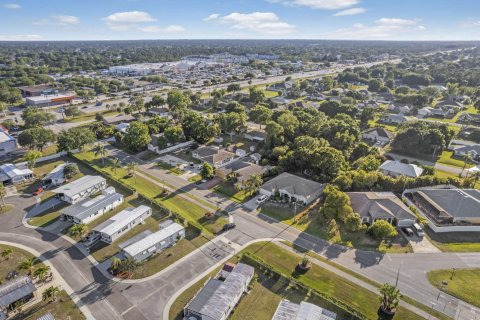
416, 189, 480, 219
348, 192, 416, 222
0, 276, 36, 309
363, 127, 394, 139
261, 172, 324, 198
379, 160, 424, 178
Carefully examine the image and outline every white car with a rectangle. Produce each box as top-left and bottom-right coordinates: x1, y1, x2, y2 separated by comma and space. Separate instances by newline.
256, 195, 268, 204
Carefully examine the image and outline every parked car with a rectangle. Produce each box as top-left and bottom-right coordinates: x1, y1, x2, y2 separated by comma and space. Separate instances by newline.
33, 187, 44, 196
402, 227, 414, 237
412, 223, 425, 237
95, 101, 103, 106
222, 223, 236, 231
256, 195, 268, 204
81, 105, 89, 109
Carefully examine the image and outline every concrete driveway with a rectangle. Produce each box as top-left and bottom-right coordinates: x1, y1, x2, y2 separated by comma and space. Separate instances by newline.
27, 197, 62, 218
243, 197, 260, 211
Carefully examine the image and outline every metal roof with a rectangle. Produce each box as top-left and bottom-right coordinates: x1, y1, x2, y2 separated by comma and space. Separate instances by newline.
0, 276, 36, 309
36, 313, 55, 320
52, 175, 106, 197
185, 263, 254, 320
273, 300, 337, 320
122, 222, 184, 257
0, 163, 33, 179
93, 205, 151, 236
62, 187, 123, 222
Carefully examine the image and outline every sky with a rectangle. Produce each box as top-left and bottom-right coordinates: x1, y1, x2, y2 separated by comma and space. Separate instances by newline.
1, 0, 480, 41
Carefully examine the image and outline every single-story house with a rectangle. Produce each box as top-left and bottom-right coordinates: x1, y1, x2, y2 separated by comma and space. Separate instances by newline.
0, 163, 34, 185
379, 160, 424, 178
348, 192, 416, 227
259, 172, 324, 205
52, 175, 107, 204
103, 114, 136, 126
272, 300, 337, 320
92, 205, 152, 244
216, 161, 266, 182
244, 130, 267, 142
0, 126, 17, 157
448, 139, 477, 151
192, 146, 237, 168
418, 107, 434, 118
404, 187, 480, 226
271, 96, 291, 105
382, 114, 410, 124
0, 276, 36, 313
42, 163, 67, 187
436, 98, 464, 110
458, 113, 480, 125
250, 153, 261, 164
148, 107, 171, 118
116, 123, 130, 133
120, 220, 185, 262
453, 144, 480, 161
61, 187, 124, 224
362, 128, 394, 144
184, 263, 254, 320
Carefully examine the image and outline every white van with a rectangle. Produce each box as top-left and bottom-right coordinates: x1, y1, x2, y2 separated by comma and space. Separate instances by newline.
412, 223, 424, 237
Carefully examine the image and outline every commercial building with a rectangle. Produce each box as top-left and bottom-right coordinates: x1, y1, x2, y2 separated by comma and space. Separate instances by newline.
0, 276, 36, 316
120, 220, 185, 262
260, 172, 324, 205
18, 85, 57, 97
404, 187, 480, 230
0, 163, 34, 185
92, 205, 152, 244
25, 93, 75, 108
52, 175, 107, 204
184, 263, 254, 320
272, 300, 337, 320
61, 187, 124, 224
0, 126, 17, 157
348, 192, 416, 227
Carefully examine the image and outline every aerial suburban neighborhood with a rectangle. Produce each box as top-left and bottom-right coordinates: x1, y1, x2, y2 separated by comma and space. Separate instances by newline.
1, 1, 480, 320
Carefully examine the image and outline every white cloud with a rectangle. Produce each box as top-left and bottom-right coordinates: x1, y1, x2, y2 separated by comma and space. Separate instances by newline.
103, 11, 156, 31
3, 3, 20, 9
34, 15, 80, 26
140, 25, 185, 33
0, 34, 42, 41
324, 17, 426, 39
334, 7, 366, 16
209, 12, 295, 35
268, 0, 359, 10
204, 14, 220, 21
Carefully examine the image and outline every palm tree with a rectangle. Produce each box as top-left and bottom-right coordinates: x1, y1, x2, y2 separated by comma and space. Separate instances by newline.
0, 183, 5, 208
18, 257, 37, 275
111, 158, 121, 174
68, 224, 89, 240
119, 257, 138, 277
42, 286, 60, 303
379, 283, 400, 315
126, 162, 137, 182
1, 248, 13, 260
471, 170, 480, 186
461, 153, 473, 177
245, 174, 263, 196
110, 257, 122, 274
93, 144, 108, 166
33, 266, 51, 283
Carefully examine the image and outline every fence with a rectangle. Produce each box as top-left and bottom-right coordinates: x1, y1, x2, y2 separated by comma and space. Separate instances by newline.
147, 141, 194, 155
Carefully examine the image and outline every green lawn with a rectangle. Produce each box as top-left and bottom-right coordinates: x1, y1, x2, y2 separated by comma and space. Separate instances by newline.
260, 203, 412, 253
0, 204, 13, 214
28, 202, 69, 228
426, 230, 480, 252
0, 244, 46, 280
437, 151, 471, 168
427, 269, 480, 308
213, 182, 251, 203
169, 167, 186, 176
435, 169, 459, 180
188, 174, 202, 183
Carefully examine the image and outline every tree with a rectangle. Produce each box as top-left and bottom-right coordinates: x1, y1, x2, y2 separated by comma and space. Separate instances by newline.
63, 105, 83, 118
227, 83, 241, 92
1, 248, 13, 260
119, 256, 138, 276
18, 257, 37, 275
265, 121, 284, 149
1, 119, 15, 130
57, 127, 96, 152
24, 150, 43, 169
249, 105, 272, 129
391, 121, 453, 155
33, 266, 51, 283
164, 126, 184, 144
126, 162, 137, 181
93, 144, 108, 166
249, 86, 265, 104
277, 112, 300, 141
368, 78, 383, 92
345, 213, 363, 232
42, 286, 60, 302
110, 257, 122, 274
320, 185, 354, 222
218, 112, 246, 141
122, 121, 151, 152
21, 107, 56, 128
353, 155, 381, 172
461, 153, 473, 177
68, 223, 89, 240
182, 112, 218, 144
0, 183, 5, 208
167, 90, 191, 122
146, 115, 169, 134
245, 174, 263, 195
64, 163, 79, 179
111, 158, 121, 174
18, 127, 56, 150
369, 220, 398, 239
200, 162, 214, 180
379, 283, 400, 314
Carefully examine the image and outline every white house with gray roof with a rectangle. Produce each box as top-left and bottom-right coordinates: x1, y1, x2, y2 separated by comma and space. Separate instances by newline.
379, 160, 423, 178
52, 175, 107, 204
184, 263, 254, 320
260, 172, 324, 205
0, 163, 34, 185
272, 300, 337, 320
453, 144, 480, 161
92, 205, 152, 244
362, 128, 394, 144
120, 220, 185, 262
61, 187, 124, 224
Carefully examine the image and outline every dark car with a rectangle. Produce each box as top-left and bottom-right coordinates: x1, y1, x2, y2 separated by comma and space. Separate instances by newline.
222, 223, 236, 231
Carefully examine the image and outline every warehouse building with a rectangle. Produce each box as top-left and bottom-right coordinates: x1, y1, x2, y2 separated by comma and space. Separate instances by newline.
52, 175, 107, 204
61, 187, 124, 224
120, 220, 185, 262
91, 205, 152, 244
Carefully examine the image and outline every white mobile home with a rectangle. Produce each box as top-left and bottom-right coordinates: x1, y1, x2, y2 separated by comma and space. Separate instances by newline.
42, 163, 67, 187
52, 175, 107, 204
120, 220, 185, 262
92, 205, 152, 244
0, 163, 34, 185
61, 187, 124, 224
